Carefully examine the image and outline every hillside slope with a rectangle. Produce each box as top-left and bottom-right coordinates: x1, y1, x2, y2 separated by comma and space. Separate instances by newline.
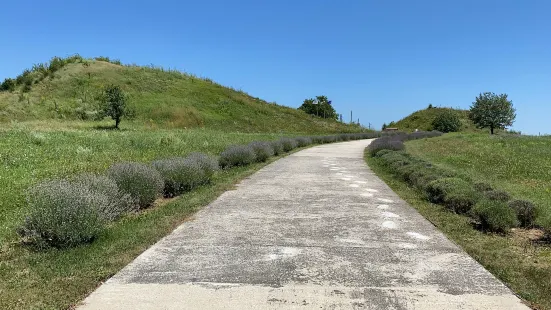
391, 107, 476, 132
0, 57, 358, 133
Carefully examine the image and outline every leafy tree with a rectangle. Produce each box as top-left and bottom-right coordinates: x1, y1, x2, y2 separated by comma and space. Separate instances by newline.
0, 78, 15, 92
98, 85, 131, 129
469, 92, 516, 134
382, 123, 388, 130
431, 110, 461, 133
298, 95, 338, 120
428, 103, 434, 109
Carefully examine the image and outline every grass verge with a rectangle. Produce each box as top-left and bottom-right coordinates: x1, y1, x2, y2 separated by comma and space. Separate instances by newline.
0, 151, 294, 309
366, 153, 551, 310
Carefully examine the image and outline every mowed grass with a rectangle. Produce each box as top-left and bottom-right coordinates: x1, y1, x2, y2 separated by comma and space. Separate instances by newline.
0, 121, 309, 309
405, 133, 551, 221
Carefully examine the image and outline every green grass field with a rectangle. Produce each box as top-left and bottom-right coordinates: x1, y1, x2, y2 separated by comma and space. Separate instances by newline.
406, 133, 551, 224
366, 133, 551, 309
0, 121, 316, 309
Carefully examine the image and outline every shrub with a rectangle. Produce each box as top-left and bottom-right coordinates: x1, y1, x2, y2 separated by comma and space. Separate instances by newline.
472, 199, 518, 232
295, 137, 312, 147
410, 170, 443, 191
0, 78, 16, 92
107, 162, 164, 209
18, 180, 106, 249
152, 158, 201, 197
426, 178, 479, 213
322, 135, 337, 143
248, 141, 274, 162
270, 140, 284, 156
367, 138, 405, 156
186, 152, 219, 183
431, 110, 461, 133
312, 136, 325, 144
484, 190, 511, 202
474, 182, 493, 192
379, 151, 410, 168
267, 140, 283, 156
219, 145, 256, 168
280, 138, 298, 152
508, 200, 536, 228
73, 173, 137, 221
374, 149, 393, 157
339, 134, 351, 141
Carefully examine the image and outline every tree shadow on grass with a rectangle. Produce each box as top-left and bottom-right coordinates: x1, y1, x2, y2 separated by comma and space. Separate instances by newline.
92, 125, 127, 131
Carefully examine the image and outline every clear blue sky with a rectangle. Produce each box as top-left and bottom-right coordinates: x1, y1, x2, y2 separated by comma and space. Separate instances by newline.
1, 0, 550, 134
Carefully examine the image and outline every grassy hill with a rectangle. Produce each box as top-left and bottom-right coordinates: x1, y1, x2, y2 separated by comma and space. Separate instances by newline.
390, 107, 476, 132
0, 55, 358, 133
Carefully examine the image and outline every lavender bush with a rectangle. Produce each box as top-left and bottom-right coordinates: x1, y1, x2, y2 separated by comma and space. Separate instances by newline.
248, 141, 274, 162
73, 173, 137, 221
219, 145, 256, 168
18, 179, 106, 249
279, 138, 297, 152
107, 162, 164, 209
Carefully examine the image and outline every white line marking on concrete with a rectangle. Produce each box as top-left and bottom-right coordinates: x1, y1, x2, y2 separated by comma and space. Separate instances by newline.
335, 172, 343, 176
377, 204, 389, 209
349, 184, 360, 188
361, 193, 374, 197
365, 188, 379, 192
343, 175, 354, 178
341, 178, 352, 181
382, 211, 400, 218
382, 221, 397, 229
378, 198, 394, 203
407, 232, 431, 241
354, 181, 367, 184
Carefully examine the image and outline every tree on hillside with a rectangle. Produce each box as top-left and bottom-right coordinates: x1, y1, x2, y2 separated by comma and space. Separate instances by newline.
98, 85, 131, 129
382, 123, 388, 130
431, 109, 461, 133
469, 92, 516, 134
298, 95, 338, 120
0, 78, 16, 92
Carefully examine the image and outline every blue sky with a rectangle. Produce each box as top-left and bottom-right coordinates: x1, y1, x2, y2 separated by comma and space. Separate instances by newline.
1, 0, 550, 134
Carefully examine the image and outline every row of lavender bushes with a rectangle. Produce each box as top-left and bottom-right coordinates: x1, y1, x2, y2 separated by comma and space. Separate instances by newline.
19, 132, 381, 250
367, 131, 541, 234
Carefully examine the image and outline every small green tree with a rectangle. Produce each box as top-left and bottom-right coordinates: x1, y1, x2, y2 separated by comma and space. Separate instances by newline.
298, 95, 338, 120
99, 85, 130, 129
382, 123, 388, 130
469, 92, 516, 134
0, 78, 16, 92
431, 110, 461, 133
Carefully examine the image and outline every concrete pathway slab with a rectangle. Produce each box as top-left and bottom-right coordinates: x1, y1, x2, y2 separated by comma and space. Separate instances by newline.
80, 140, 528, 309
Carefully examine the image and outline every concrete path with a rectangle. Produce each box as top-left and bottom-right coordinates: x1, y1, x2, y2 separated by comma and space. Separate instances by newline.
80, 140, 528, 310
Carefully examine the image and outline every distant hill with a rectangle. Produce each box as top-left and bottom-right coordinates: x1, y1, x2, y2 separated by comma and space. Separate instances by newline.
0, 55, 360, 133
390, 107, 476, 132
